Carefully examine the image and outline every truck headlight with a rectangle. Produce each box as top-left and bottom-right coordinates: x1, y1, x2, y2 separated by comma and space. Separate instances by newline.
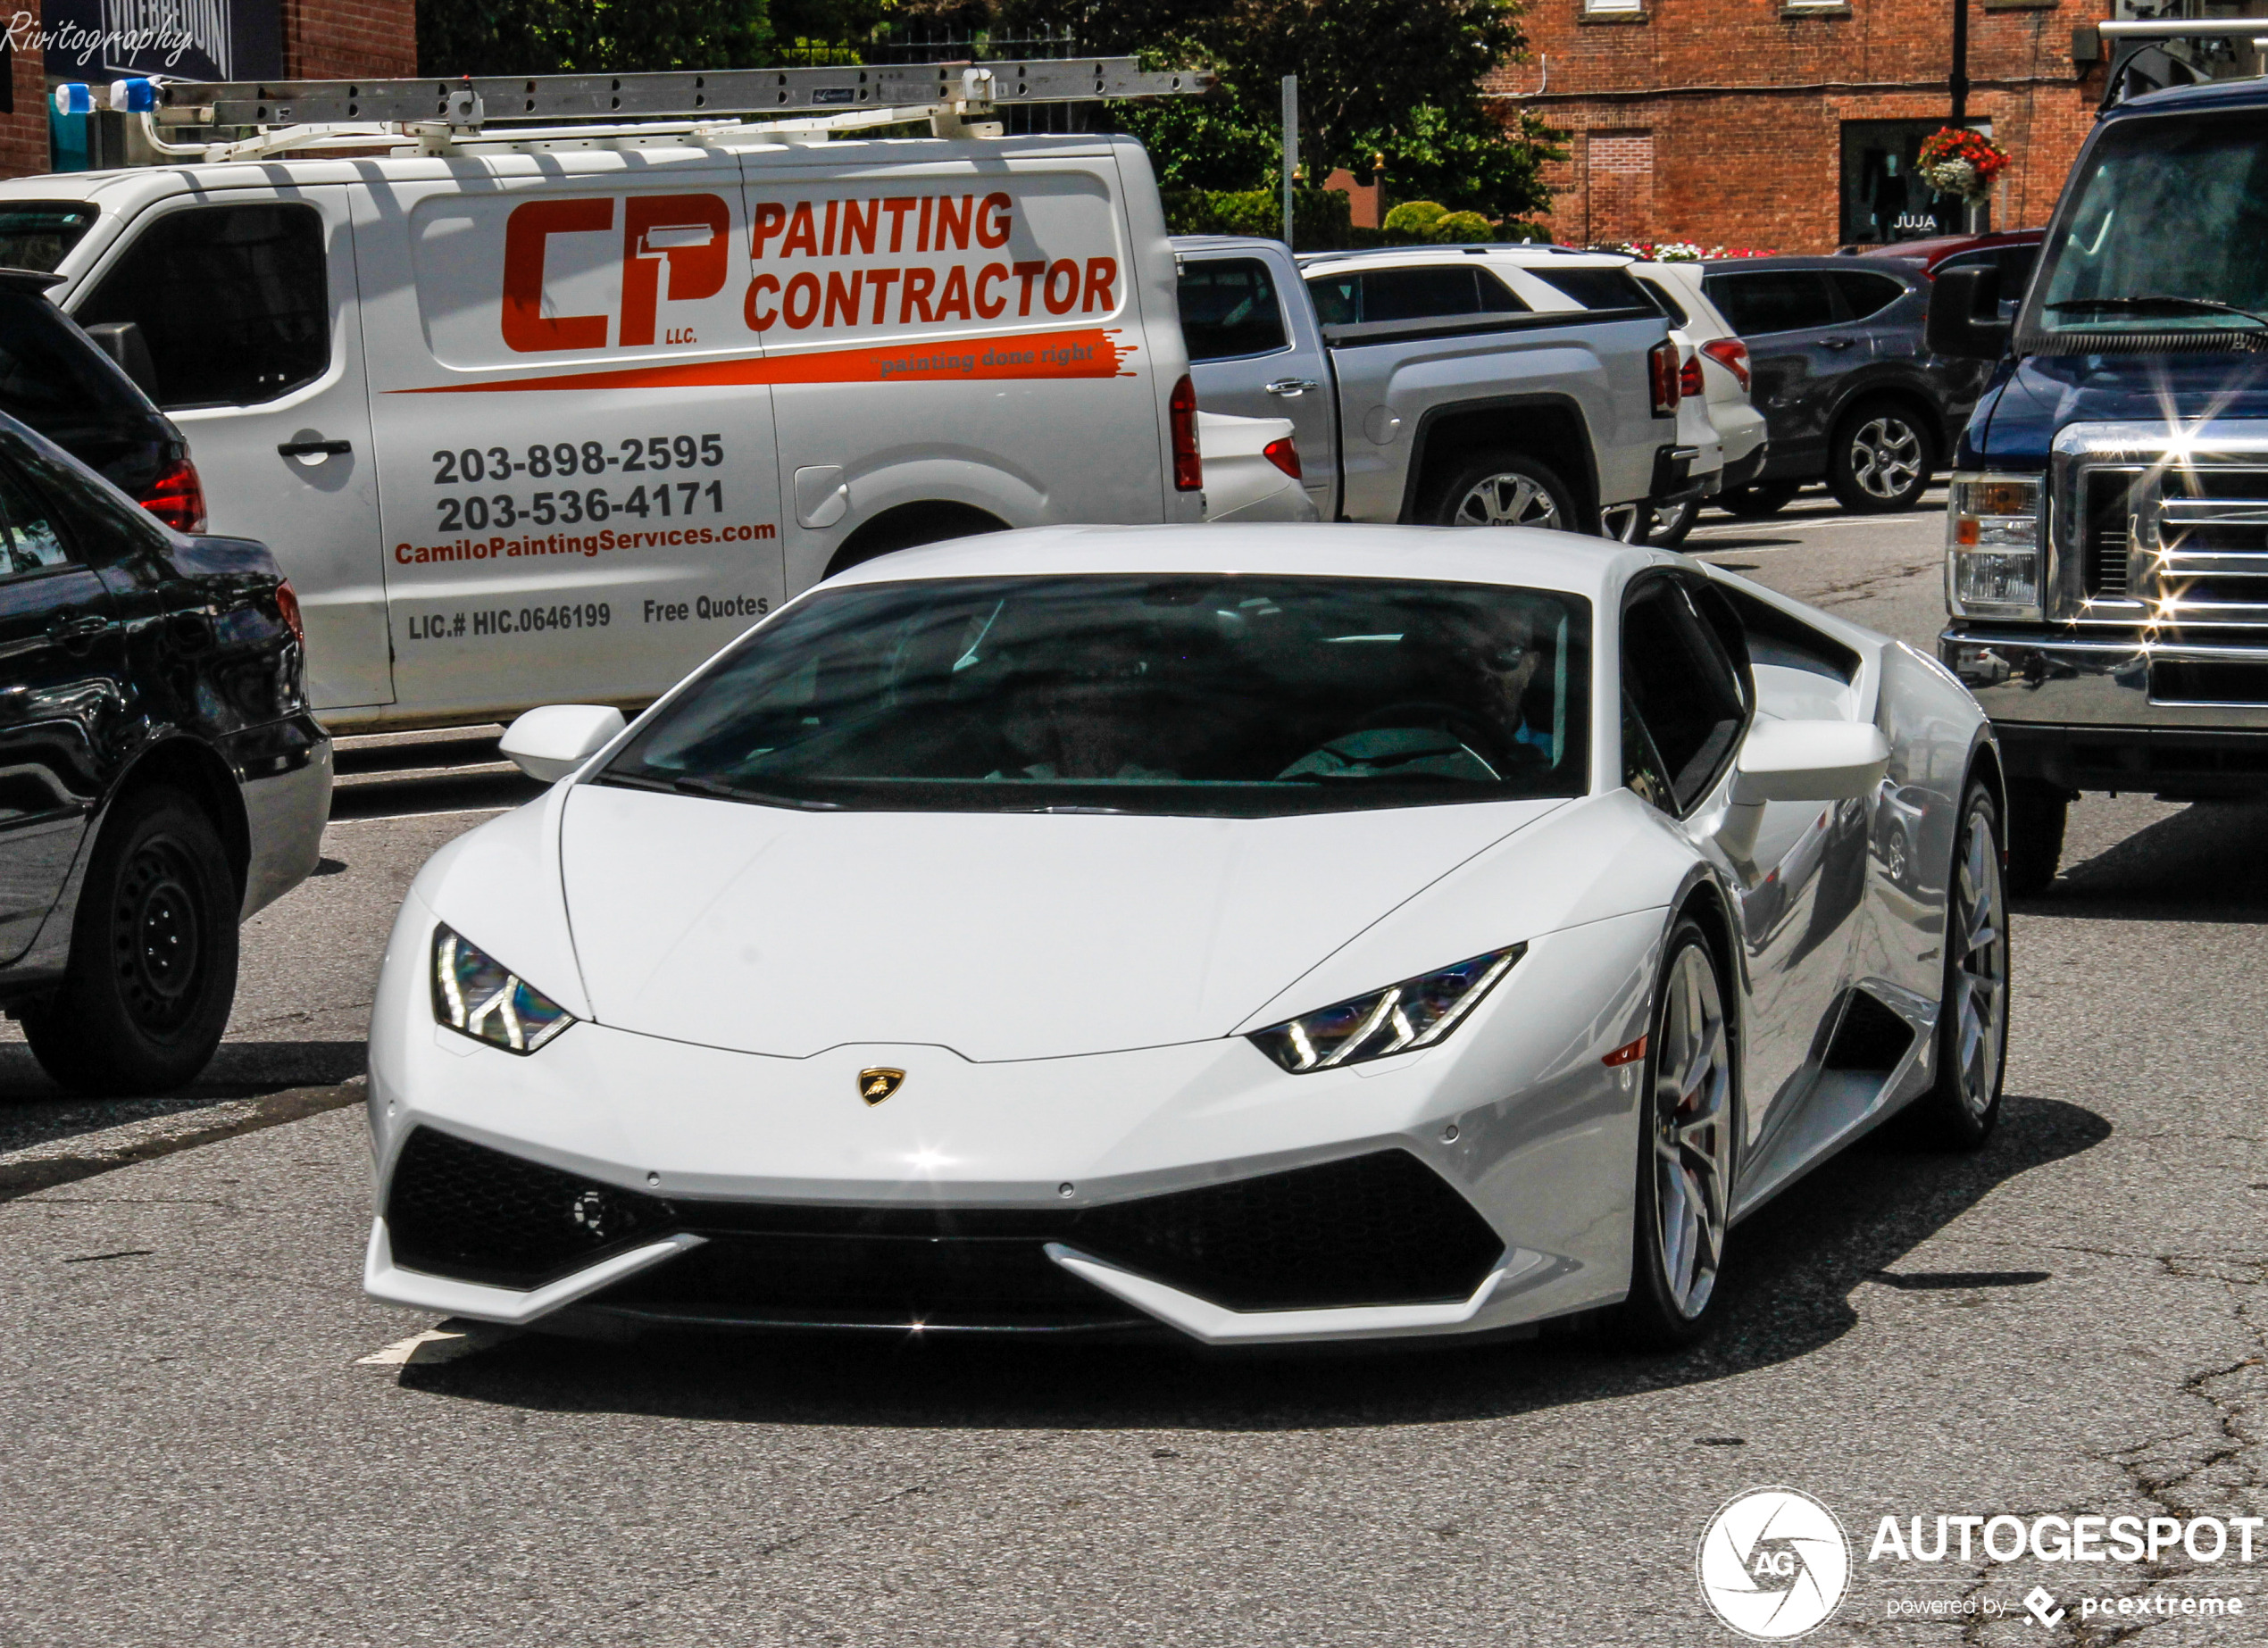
1947, 473, 2044, 620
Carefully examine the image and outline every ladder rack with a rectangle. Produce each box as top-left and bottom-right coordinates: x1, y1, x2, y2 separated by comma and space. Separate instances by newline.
84, 57, 1207, 130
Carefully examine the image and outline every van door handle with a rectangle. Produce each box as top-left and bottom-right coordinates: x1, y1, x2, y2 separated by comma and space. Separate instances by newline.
1266, 378, 1321, 396
278, 438, 352, 457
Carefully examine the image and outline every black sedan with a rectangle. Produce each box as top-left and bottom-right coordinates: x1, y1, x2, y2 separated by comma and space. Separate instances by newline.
1699, 256, 1993, 515
0, 401, 329, 1094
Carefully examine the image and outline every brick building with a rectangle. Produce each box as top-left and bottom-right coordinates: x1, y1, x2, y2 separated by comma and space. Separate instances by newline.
1488, 1, 2261, 252
1, 0, 416, 179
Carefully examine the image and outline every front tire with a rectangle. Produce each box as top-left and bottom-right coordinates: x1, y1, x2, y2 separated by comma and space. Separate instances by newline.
1645, 497, 1699, 547
1905, 781, 2009, 1149
1430, 453, 1580, 533
1826, 401, 1933, 513
22, 787, 239, 1095
1617, 919, 1737, 1348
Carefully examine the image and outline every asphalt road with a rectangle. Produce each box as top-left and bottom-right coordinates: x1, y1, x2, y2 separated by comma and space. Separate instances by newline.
6, 486, 2267, 1646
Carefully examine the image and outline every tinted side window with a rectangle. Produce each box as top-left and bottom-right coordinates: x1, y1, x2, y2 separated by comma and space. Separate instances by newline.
1622, 581, 1747, 812
1477, 269, 1530, 312
1528, 266, 1652, 312
78, 204, 329, 410
1829, 270, 1908, 320
1361, 266, 1480, 322
0, 461, 73, 578
1307, 271, 1360, 327
1704, 271, 1839, 336
1179, 258, 1290, 362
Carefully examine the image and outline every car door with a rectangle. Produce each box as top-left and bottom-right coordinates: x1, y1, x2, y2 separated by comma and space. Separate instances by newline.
0, 445, 122, 962
1622, 572, 1851, 1148
1180, 251, 1334, 517
69, 191, 390, 715
1700, 269, 1853, 474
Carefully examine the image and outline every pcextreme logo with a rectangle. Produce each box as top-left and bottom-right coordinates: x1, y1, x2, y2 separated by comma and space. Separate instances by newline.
1697, 1487, 1852, 1641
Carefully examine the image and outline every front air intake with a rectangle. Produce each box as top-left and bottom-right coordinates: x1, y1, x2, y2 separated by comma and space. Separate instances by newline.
385, 1127, 676, 1288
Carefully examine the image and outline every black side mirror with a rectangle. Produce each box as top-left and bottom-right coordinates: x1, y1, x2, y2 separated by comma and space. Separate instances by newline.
1925, 265, 2011, 361
82, 320, 161, 402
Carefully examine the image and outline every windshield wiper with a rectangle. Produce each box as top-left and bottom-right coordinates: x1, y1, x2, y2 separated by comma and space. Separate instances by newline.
671, 774, 840, 810
2047, 295, 2268, 345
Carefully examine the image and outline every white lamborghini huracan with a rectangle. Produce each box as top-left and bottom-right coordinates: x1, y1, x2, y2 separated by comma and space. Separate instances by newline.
363, 524, 2005, 1348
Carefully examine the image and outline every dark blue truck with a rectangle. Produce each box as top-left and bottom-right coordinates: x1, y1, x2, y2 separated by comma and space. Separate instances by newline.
1930, 56, 2268, 892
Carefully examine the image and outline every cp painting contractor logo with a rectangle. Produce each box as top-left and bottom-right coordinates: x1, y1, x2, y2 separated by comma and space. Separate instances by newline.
1697, 1487, 1853, 1640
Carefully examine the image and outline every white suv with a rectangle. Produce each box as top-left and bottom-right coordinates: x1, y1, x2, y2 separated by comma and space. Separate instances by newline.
1628, 262, 1769, 546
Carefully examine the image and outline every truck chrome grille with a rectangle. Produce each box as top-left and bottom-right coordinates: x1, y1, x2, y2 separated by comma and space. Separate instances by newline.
2080, 470, 2134, 598
2156, 468, 2268, 611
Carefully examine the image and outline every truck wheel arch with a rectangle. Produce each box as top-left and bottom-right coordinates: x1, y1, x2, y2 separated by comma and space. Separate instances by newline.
1398, 396, 1604, 534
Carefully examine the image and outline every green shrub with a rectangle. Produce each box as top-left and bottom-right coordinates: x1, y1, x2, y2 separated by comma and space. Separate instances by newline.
1381, 200, 1450, 237
1434, 211, 1495, 243
1160, 187, 1355, 249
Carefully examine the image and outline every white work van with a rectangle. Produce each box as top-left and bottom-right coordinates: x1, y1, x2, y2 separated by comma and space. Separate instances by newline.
0, 128, 1200, 728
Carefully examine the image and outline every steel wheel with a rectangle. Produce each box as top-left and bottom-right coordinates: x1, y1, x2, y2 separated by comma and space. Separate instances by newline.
1651, 942, 1734, 1319
1455, 471, 1563, 529
1946, 797, 2007, 1121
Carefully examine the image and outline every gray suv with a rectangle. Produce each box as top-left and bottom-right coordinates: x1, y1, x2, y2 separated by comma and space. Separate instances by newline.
1700, 256, 1993, 516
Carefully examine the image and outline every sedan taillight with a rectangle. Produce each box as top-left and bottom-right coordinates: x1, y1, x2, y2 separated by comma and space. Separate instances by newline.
1679, 354, 1705, 400
1700, 337, 1753, 393
1263, 436, 1302, 479
140, 456, 206, 534
1647, 339, 1680, 416
1170, 374, 1202, 491
274, 579, 305, 647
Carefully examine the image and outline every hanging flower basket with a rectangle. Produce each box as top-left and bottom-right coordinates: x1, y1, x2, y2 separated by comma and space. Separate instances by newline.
1916, 127, 2011, 205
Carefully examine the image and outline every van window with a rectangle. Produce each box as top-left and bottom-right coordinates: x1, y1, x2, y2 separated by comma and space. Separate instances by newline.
77, 204, 329, 410
0, 204, 98, 273
1179, 258, 1289, 362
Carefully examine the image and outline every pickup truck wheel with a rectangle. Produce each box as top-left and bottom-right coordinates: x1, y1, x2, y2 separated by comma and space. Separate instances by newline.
21, 787, 239, 1095
2004, 780, 2068, 896
1434, 454, 1577, 533
1827, 403, 1933, 513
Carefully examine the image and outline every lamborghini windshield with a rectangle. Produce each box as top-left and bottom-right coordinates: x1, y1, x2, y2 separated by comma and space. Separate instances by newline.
601, 574, 1591, 818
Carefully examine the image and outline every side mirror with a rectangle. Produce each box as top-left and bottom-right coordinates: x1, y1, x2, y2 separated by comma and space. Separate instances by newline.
500, 704, 626, 782
1717, 720, 1889, 863
1925, 265, 2010, 361
81, 320, 160, 401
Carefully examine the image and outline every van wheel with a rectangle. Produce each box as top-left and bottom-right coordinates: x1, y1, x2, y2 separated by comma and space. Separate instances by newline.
2005, 780, 2068, 897
1827, 402, 1933, 513
1432, 454, 1579, 533
21, 787, 238, 1095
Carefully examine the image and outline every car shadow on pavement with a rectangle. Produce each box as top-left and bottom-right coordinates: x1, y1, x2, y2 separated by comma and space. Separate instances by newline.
0, 1039, 366, 1154
2022, 798, 2268, 922
395, 1091, 2108, 1431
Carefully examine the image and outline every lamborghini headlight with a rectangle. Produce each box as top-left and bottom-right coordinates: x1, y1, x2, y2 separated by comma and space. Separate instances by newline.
1247, 945, 1524, 1073
430, 924, 574, 1053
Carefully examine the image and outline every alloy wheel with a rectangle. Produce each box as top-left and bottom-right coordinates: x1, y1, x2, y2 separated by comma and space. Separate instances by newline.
1454, 472, 1563, 529
1653, 945, 1734, 1319
1947, 803, 2007, 1119
1848, 415, 1925, 502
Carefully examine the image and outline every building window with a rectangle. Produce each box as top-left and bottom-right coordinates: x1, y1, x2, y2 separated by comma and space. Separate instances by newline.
1839, 119, 1993, 246
1582, 0, 1645, 12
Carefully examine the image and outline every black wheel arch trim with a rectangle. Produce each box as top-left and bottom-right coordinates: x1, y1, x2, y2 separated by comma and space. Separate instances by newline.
1395, 392, 1605, 531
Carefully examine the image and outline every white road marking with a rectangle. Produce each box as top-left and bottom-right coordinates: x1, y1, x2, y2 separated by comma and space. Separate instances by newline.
357, 1318, 516, 1366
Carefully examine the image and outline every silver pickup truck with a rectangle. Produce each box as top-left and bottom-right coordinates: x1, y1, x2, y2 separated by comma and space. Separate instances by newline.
1175, 237, 1715, 536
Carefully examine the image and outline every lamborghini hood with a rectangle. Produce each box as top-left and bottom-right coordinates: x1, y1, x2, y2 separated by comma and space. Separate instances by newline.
557, 785, 1566, 1061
